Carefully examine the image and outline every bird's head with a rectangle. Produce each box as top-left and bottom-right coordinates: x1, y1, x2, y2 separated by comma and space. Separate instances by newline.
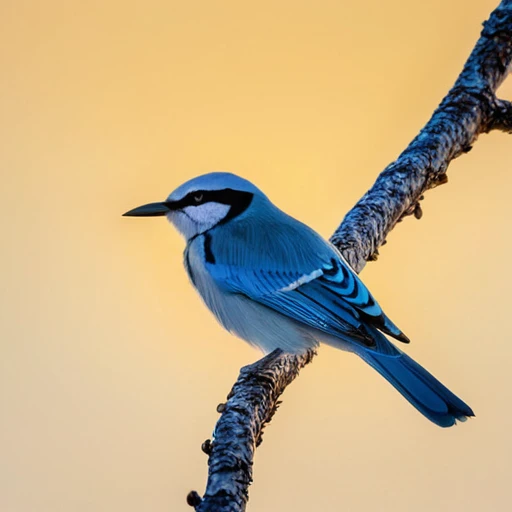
123, 172, 265, 240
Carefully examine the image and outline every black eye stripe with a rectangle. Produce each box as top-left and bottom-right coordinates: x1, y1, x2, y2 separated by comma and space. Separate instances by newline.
166, 188, 253, 224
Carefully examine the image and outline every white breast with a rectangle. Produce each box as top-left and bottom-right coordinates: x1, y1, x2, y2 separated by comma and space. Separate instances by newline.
184, 236, 319, 354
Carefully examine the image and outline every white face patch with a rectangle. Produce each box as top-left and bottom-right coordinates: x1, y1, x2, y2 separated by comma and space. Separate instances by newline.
183, 203, 231, 229
170, 203, 231, 238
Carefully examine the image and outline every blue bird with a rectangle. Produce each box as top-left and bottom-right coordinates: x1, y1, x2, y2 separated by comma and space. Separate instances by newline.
124, 172, 474, 427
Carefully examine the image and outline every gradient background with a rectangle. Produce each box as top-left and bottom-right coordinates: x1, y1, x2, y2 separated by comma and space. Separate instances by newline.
1, 1, 511, 511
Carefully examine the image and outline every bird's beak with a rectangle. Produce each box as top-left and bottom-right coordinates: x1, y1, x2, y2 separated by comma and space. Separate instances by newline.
122, 202, 171, 217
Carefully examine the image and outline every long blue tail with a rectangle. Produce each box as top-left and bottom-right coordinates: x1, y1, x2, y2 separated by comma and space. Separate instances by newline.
359, 347, 474, 427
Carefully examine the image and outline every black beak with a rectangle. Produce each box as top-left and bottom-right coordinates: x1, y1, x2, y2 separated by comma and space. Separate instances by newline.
123, 202, 171, 217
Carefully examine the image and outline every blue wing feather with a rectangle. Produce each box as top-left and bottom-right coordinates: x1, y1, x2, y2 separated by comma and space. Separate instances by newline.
207, 202, 409, 347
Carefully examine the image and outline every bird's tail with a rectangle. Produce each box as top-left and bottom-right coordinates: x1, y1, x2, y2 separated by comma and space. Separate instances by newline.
359, 346, 474, 427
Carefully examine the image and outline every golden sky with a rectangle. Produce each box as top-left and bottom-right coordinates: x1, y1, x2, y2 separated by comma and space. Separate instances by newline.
1, 1, 511, 511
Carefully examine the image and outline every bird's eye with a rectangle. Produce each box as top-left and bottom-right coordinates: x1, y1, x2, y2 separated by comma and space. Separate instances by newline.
194, 193, 203, 203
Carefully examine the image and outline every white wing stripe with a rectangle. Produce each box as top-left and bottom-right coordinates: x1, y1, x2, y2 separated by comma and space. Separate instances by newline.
278, 269, 323, 292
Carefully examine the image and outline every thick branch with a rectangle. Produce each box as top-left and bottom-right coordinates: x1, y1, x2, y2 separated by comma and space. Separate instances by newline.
189, 2, 512, 510
330, 0, 512, 271
187, 350, 315, 511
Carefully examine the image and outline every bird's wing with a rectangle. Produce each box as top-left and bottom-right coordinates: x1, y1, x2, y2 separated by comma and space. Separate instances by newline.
206, 213, 408, 346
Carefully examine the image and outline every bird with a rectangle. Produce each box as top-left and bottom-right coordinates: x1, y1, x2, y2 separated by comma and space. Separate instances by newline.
123, 171, 474, 427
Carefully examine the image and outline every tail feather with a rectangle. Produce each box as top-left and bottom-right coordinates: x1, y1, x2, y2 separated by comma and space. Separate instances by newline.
360, 348, 474, 427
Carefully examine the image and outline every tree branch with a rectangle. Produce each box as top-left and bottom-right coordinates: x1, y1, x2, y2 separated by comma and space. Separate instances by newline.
331, 0, 512, 271
187, 349, 315, 511
188, 2, 512, 510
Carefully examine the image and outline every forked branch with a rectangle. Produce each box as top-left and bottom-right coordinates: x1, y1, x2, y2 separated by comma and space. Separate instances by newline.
188, 2, 512, 510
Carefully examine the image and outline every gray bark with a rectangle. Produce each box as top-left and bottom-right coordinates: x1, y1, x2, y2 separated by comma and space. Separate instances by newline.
188, 1, 512, 510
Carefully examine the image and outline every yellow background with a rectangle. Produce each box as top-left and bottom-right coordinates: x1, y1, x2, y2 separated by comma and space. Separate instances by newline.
1, 1, 511, 511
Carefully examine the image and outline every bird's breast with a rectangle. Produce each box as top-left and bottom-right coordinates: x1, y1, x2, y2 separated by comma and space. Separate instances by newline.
182, 236, 318, 354
183, 236, 224, 313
